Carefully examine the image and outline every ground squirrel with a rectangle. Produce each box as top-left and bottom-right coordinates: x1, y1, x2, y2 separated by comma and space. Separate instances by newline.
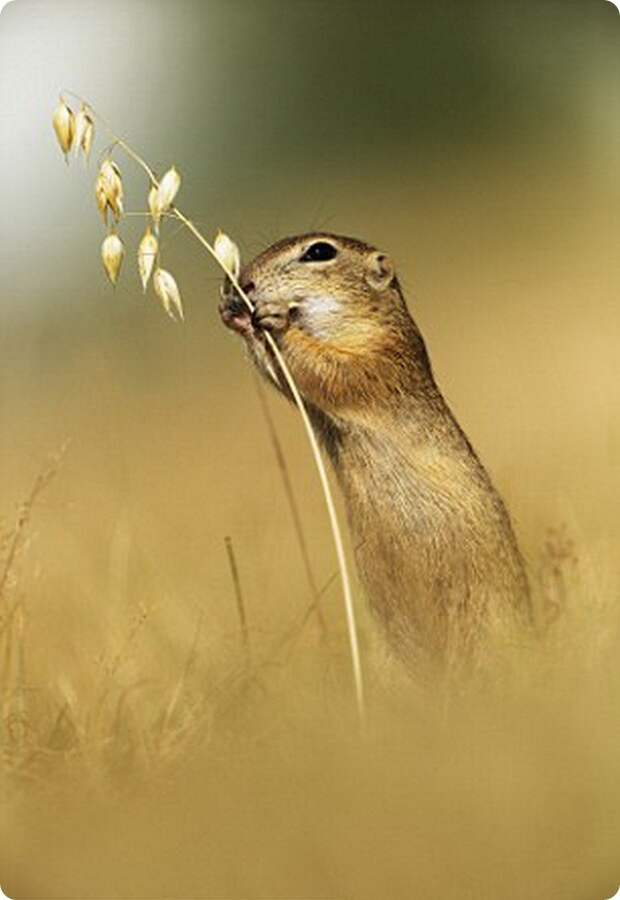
219, 233, 532, 675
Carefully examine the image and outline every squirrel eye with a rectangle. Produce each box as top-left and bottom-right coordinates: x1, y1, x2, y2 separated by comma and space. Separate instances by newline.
299, 241, 338, 263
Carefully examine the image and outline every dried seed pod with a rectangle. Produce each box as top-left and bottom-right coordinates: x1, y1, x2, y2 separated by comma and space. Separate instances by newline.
101, 231, 125, 285
148, 185, 161, 232
213, 230, 241, 280
153, 267, 184, 321
99, 159, 124, 220
81, 119, 94, 161
155, 166, 181, 214
94, 174, 109, 224
52, 97, 75, 159
137, 226, 158, 292
74, 104, 94, 161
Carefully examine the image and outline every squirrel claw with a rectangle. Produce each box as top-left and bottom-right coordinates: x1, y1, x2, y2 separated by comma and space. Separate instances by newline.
219, 293, 253, 337
252, 300, 290, 334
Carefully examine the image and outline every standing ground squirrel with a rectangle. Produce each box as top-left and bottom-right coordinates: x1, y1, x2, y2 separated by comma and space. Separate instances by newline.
219, 233, 532, 675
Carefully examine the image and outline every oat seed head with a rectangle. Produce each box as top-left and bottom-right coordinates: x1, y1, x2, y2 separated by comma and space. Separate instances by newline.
74, 104, 95, 162
138, 227, 159, 293
98, 159, 124, 221
101, 231, 125, 286
94, 174, 109, 224
148, 185, 161, 233
155, 166, 181, 215
153, 267, 184, 321
213, 231, 241, 280
52, 96, 75, 160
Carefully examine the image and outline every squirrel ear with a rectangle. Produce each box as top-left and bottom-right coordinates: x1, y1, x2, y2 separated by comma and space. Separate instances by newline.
365, 251, 395, 291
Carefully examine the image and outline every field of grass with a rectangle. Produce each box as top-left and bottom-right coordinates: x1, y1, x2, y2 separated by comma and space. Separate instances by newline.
1, 160, 620, 897
1, 375, 619, 899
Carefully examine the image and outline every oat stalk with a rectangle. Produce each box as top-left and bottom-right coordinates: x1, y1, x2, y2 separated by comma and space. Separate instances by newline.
253, 373, 327, 638
56, 92, 365, 724
224, 536, 250, 664
0, 446, 66, 603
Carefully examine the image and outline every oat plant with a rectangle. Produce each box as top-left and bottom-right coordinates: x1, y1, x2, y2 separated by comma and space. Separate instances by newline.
51, 94, 366, 723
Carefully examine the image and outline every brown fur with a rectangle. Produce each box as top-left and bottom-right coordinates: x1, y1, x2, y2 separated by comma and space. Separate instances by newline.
219, 232, 532, 676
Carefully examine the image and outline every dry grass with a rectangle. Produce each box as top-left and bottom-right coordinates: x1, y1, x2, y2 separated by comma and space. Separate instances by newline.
0, 450, 350, 795
3, 91, 619, 898
0, 449, 619, 898
2, 210, 618, 893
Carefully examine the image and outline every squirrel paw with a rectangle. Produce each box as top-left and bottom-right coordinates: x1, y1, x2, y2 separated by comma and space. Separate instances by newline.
252, 299, 291, 334
219, 286, 253, 337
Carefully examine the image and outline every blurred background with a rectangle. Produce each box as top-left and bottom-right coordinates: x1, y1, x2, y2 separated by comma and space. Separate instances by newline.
1, 1, 620, 898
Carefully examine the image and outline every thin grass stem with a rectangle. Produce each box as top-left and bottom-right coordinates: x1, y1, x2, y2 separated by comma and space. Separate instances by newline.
224, 536, 250, 664
60, 92, 366, 724
252, 373, 327, 638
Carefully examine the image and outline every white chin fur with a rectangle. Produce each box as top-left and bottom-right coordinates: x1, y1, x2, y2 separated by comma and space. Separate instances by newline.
302, 293, 341, 339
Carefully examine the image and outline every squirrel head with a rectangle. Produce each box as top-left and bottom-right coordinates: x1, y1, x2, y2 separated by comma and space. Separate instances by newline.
235, 233, 408, 347
219, 232, 437, 420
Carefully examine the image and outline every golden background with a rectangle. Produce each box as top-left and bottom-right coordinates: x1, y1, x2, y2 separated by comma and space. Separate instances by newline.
1, 1, 619, 897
